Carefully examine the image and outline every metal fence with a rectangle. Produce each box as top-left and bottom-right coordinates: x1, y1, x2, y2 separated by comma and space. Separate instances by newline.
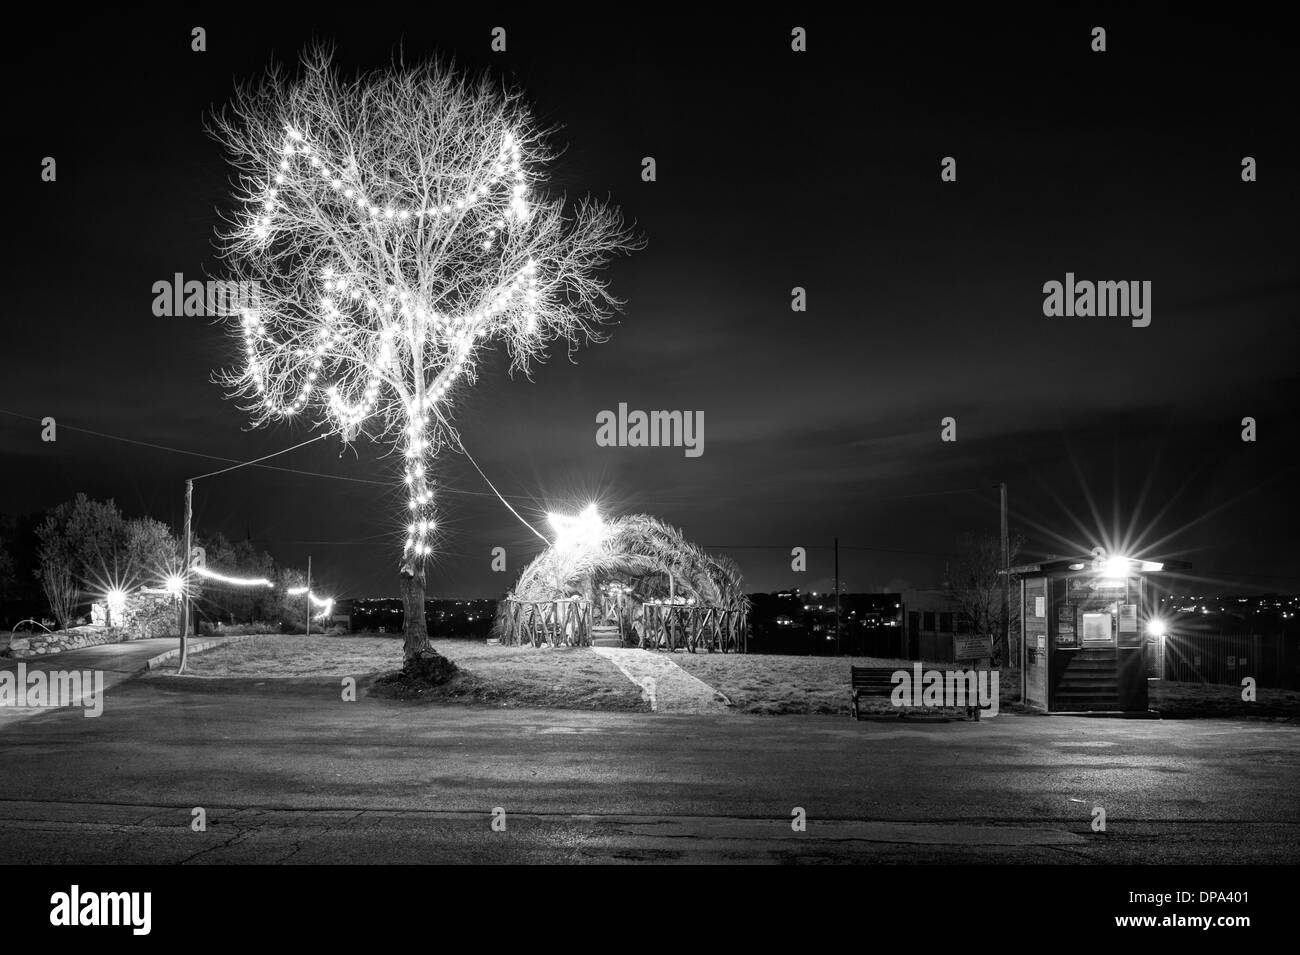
1157, 628, 1294, 688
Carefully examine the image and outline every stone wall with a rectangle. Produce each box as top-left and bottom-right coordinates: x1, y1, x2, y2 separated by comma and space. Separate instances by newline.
3, 626, 136, 658
90, 592, 178, 636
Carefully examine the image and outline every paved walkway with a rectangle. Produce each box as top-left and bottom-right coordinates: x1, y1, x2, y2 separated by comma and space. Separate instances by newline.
591, 647, 732, 713
0, 636, 243, 727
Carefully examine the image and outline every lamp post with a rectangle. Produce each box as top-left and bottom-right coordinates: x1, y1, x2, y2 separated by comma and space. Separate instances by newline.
305, 554, 312, 638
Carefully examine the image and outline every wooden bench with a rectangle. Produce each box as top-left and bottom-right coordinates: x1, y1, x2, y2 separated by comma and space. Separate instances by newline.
850, 666, 982, 721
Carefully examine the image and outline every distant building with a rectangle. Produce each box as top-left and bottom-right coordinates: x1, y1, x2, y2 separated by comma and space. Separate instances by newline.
898, 589, 965, 662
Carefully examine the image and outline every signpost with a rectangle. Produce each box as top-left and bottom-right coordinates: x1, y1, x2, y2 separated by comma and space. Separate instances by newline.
954, 634, 995, 720
954, 634, 995, 662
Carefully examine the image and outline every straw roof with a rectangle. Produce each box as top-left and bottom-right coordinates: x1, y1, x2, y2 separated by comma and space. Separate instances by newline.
501, 513, 748, 610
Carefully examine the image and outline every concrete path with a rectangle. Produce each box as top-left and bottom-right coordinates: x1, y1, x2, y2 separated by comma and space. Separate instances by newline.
592, 647, 732, 713
0, 635, 246, 728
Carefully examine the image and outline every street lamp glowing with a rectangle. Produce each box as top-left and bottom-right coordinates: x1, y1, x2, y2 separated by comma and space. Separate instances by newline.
1147, 618, 1167, 638
106, 588, 128, 625
164, 575, 185, 597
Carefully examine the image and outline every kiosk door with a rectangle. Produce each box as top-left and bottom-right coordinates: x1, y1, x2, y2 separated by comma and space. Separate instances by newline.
1049, 576, 1120, 711
1048, 574, 1147, 712
1022, 578, 1049, 710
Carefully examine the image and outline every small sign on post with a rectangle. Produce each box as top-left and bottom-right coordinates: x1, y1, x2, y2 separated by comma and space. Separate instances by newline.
952, 635, 995, 722
954, 634, 994, 661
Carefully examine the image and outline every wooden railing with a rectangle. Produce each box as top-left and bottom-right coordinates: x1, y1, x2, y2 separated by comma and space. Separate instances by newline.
501, 599, 592, 647
635, 604, 747, 653
500, 599, 748, 653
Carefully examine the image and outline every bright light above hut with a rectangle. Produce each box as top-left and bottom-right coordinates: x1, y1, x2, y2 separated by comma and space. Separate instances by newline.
547, 504, 605, 553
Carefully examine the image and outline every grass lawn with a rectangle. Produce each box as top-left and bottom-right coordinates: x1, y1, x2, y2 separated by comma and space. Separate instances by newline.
148, 634, 649, 712
675, 653, 1300, 720
672, 652, 896, 716
145, 635, 1300, 721
671, 653, 1018, 716
152, 634, 399, 677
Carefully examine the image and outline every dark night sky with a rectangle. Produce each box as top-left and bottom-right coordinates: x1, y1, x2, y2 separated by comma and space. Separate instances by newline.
3, 9, 1297, 600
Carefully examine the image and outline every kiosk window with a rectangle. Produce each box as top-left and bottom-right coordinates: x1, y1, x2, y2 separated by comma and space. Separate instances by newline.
1081, 612, 1114, 646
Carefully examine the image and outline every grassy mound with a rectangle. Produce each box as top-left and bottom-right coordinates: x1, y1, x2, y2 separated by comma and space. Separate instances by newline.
369, 648, 460, 699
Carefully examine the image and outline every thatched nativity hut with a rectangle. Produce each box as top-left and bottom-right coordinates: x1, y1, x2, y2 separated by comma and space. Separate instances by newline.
493, 513, 748, 651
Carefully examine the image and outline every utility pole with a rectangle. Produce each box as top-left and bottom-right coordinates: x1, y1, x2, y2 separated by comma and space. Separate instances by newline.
180, 479, 193, 673
999, 482, 1010, 665
305, 554, 312, 637
176, 434, 326, 674
834, 536, 841, 656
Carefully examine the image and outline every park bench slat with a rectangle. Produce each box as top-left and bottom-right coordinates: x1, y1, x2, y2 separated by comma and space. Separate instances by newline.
850, 665, 982, 722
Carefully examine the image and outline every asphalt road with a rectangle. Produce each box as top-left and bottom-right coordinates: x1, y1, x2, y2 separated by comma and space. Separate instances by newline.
1, 675, 1297, 863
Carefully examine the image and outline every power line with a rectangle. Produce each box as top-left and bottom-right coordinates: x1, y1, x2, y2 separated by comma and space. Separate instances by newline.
703, 544, 952, 557
873, 486, 989, 502
191, 434, 327, 481
248, 538, 396, 546
453, 433, 548, 542
0, 408, 388, 486
1173, 570, 1300, 583
0, 407, 551, 502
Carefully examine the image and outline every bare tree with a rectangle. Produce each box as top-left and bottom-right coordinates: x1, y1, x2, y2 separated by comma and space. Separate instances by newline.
38, 562, 77, 631
943, 531, 1024, 665
209, 49, 639, 665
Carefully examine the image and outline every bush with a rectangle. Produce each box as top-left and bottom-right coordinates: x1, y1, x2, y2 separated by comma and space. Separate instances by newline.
198, 620, 281, 636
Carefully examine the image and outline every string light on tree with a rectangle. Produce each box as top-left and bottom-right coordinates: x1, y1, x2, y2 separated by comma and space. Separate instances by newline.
191, 565, 275, 588
288, 586, 335, 620
212, 49, 639, 662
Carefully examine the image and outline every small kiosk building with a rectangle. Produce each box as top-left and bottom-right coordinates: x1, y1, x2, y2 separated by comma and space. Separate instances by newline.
1016, 553, 1188, 713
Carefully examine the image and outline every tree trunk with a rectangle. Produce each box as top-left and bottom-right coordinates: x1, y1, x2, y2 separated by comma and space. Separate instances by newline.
399, 554, 431, 661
